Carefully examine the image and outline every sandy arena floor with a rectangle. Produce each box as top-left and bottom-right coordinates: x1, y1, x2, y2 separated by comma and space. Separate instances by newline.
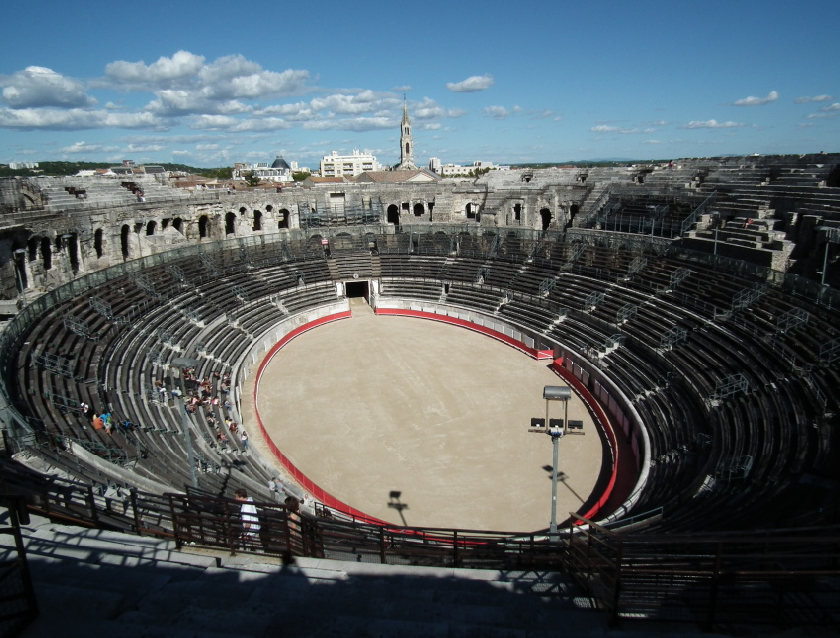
246, 300, 605, 532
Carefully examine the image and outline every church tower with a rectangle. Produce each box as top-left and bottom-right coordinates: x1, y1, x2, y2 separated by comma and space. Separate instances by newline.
396, 97, 417, 170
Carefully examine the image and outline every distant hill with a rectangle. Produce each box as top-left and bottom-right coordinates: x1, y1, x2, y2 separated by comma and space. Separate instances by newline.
0, 161, 230, 179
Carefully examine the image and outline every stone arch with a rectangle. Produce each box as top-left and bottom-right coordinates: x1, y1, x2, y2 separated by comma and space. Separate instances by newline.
265, 204, 273, 213
278, 209, 290, 230
569, 204, 580, 223
466, 202, 476, 220
120, 224, 130, 259
413, 202, 424, 217
172, 217, 183, 234
40, 237, 52, 270
539, 208, 551, 231
27, 237, 38, 262
225, 212, 237, 235
387, 204, 400, 225
68, 234, 79, 273
94, 228, 103, 258
198, 215, 210, 239
13, 249, 27, 291
252, 210, 262, 232
146, 220, 156, 236
513, 203, 522, 221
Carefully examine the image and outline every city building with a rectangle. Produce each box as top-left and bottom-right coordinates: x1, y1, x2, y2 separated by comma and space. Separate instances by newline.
320, 150, 381, 178
394, 98, 417, 170
232, 156, 293, 183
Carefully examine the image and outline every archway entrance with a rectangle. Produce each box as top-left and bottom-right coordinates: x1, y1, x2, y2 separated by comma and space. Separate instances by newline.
345, 280, 369, 302
387, 204, 400, 225
225, 212, 236, 235
539, 208, 551, 231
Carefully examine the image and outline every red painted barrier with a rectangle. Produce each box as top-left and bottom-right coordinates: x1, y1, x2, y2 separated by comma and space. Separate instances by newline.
252, 311, 387, 525
253, 308, 621, 529
375, 308, 621, 523
374, 307, 545, 359
550, 359, 619, 522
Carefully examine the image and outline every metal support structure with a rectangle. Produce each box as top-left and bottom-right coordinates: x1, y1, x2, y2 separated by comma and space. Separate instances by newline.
584, 290, 605, 312
669, 267, 691, 291
474, 267, 489, 285
616, 303, 638, 324
775, 307, 809, 334
63, 315, 97, 341
538, 278, 556, 297
659, 326, 687, 351
709, 373, 750, 404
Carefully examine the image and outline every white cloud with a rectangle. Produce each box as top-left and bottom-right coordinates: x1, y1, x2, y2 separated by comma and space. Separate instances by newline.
446, 75, 494, 92
590, 124, 656, 134
105, 50, 206, 89
733, 90, 778, 106
794, 94, 832, 104
303, 116, 395, 132
310, 91, 397, 115
642, 140, 662, 145
413, 97, 466, 119
0, 107, 165, 130
2, 66, 95, 108
681, 119, 744, 129
59, 141, 119, 154
820, 103, 840, 111
172, 150, 191, 156
483, 105, 521, 119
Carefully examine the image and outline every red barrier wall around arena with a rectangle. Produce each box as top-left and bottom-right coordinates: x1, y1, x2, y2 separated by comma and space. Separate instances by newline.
374, 307, 547, 359
253, 308, 621, 528
376, 308, 621, 522
252, 311, 388, 525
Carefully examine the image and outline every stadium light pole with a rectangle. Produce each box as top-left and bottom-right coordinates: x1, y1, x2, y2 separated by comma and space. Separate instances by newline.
534, 386, 572, 538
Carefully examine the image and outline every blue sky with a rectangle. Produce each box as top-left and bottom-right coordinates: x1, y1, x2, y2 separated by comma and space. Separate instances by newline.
1, 0, 838, 168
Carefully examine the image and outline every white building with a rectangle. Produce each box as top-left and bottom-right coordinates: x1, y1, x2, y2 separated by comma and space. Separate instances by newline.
8, 162, 38, 170
320, 150, 381, 178
432, 160, 509, 176
232, 156, 293, 183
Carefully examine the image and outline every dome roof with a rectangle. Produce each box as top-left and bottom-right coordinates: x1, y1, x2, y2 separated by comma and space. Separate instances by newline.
271, 156, 290, 170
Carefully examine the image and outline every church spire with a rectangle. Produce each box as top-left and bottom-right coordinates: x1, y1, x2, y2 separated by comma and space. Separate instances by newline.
397, 96, 417, 170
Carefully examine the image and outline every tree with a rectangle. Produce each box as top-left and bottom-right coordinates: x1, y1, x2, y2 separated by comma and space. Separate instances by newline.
243, 171, 261, 187
292, 171, 311, 182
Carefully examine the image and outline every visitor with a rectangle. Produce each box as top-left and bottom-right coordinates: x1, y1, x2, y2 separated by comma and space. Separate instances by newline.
234, 488, 260, 546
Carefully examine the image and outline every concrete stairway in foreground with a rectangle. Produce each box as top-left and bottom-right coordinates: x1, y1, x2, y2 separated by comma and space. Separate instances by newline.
16, 514, 609, 638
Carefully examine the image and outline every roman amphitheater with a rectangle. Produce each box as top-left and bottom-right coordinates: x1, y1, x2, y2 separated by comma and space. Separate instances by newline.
0, 155, 838, 633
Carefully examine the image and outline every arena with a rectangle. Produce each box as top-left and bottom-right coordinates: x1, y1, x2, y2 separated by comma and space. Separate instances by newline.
0, 154, 839, 630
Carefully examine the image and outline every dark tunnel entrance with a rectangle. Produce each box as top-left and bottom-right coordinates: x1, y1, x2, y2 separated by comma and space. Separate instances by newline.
345, 280, 369, 302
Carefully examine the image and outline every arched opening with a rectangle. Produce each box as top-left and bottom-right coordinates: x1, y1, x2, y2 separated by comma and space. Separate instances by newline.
387, 204, 400, 225
405, 142, 410, 155
27, 238, 38, 262
266, 204, 273, 213
570, 204, 580, 222
466, 203, 476, 220
540, 208, 551, 231
413, 202, 424, 217
94, 228, 103, 258
146, 220, 156, 236
252, 210, 262, 231
40, 237, 52, 270
13, 250, 27, 291
513, 203, 522, 221
68, 234, 79, 273
120, 225, 130, 259
278, 209, 290, 230
198, 215, 209, 239
173, 217, 183, 233
225, 212, 236, 235
239, 206, 247, 214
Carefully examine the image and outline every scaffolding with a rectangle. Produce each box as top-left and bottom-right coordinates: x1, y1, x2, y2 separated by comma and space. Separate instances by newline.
539, 277, 556, 297
627, 256, 648, 276
709, 373, 750, 403
31, 352, 75, 378
731, 284, 766, 313
775, 307, 810, 334
474, 267, 489, 285
63, 315, 97, 342
584, 290, 605, 312
616, 303, 638, 324
668, 267, 691, 291
659, 325, 687, 351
